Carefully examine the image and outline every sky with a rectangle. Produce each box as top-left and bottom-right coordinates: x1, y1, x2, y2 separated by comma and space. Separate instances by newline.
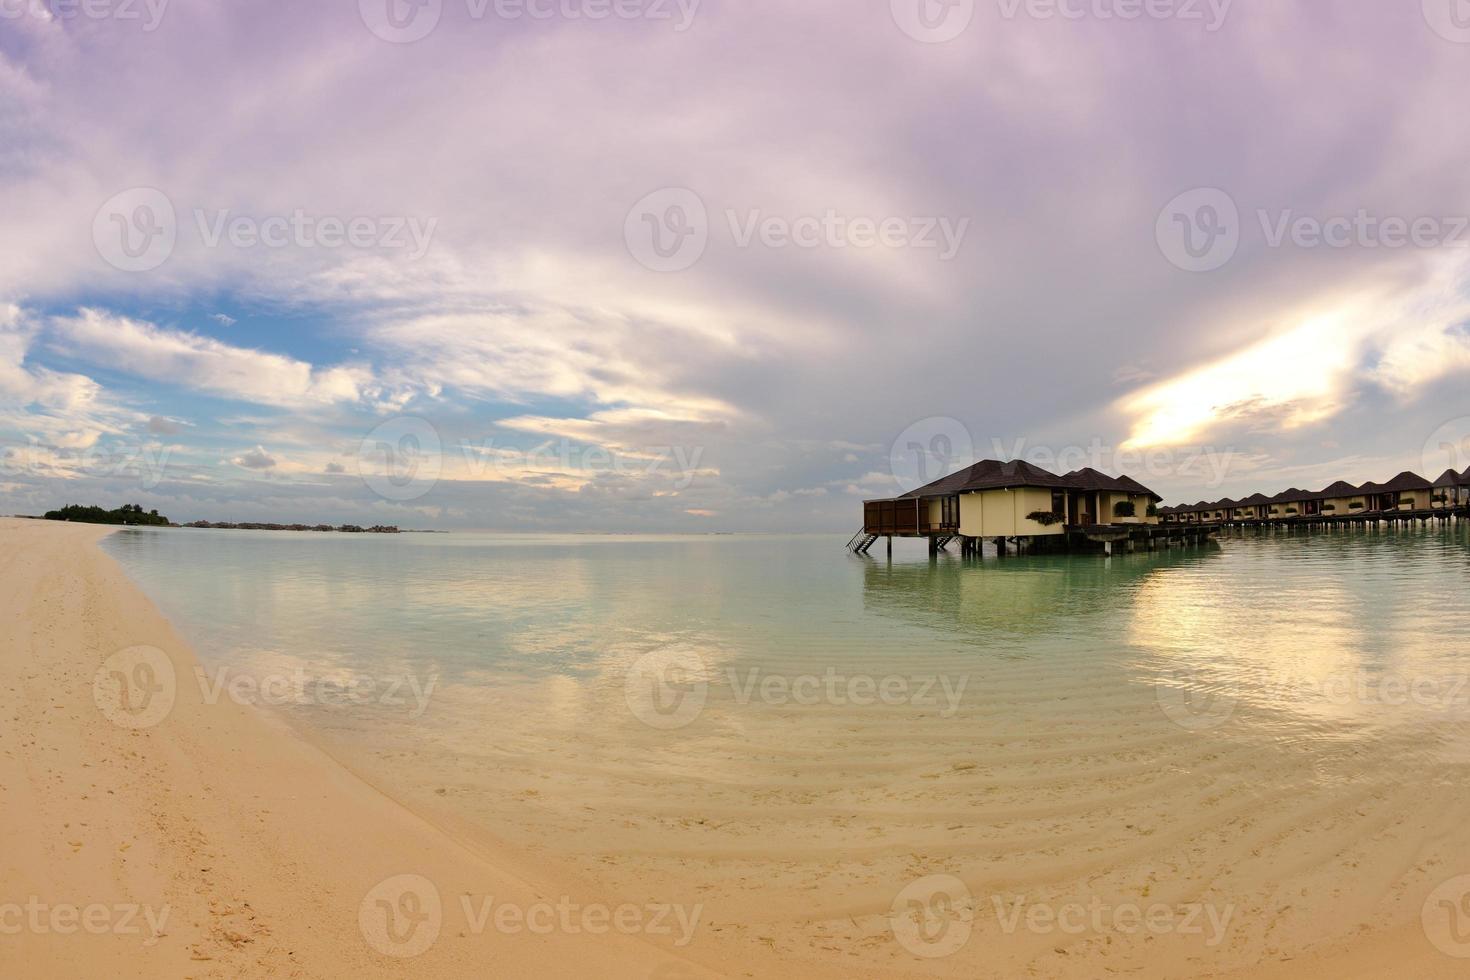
4, 0, 1470, 530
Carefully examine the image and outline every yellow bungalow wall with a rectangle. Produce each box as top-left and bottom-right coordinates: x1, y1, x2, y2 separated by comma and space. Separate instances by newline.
957, 487, 1066, 537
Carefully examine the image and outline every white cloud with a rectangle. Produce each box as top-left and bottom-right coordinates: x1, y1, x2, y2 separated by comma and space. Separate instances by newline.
50, 309, 376, 409
230, 446, 277, 470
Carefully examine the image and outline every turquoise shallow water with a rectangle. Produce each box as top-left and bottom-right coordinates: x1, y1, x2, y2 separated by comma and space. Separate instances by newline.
100, 525, 1470, 716
98, 524, 1470, 977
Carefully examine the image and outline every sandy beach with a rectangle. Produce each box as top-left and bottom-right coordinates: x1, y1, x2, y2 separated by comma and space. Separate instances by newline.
0, 518, 729, 978
3, 518, 1467, 979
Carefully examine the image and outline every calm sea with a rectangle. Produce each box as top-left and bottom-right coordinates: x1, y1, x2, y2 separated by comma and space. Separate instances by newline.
100, 525, 1470, 976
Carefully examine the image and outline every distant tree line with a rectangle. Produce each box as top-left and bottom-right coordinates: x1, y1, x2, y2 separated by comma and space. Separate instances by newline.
43, 504, 171, 527
182, 522, 400, 533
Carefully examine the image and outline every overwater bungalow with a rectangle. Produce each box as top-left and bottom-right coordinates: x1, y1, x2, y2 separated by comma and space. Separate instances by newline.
1234, 490, 1270, 520
1318, 480, 1364, 518
1370, 472, 1435, 513
1061, 468, 1163, 525
1432, 469, 1464, 509
1265, 488, 1317, 520
856, 459, 1191, 555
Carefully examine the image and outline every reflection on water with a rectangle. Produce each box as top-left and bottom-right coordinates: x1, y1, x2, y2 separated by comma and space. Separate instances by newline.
860, 545, 1222, 639
101, 524, 1470, 978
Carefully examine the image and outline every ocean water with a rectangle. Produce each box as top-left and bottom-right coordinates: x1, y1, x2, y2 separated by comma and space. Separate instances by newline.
100, 525, 1470, 976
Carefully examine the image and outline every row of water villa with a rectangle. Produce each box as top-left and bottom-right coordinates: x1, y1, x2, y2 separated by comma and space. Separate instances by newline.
1160, 466, 1470, 525
855, 459, 1470, 557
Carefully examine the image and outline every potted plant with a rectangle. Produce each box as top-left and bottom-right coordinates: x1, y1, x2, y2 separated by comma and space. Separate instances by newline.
1113, 500, 1138, 524
1026, 510, 1064, 527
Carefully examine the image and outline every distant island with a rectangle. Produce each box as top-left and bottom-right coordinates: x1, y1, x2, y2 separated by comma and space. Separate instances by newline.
181, 521, 401, 533
44, 504, 171, 527
38, 504, 401, 533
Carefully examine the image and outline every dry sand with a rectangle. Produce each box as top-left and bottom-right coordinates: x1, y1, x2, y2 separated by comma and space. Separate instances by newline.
0, 517, 1463, 978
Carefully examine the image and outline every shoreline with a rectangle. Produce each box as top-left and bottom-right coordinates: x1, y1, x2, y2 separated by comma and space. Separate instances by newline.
0, 519, 729, 978
2, 518, 1463, 978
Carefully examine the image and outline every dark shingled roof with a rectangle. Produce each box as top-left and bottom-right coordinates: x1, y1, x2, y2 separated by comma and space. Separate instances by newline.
1433, 469, 1463, 487
1267, 487, 1316, 504
898, 459, 1073, 498
1376, 471, 1433, 492
1238, 492, 1272, 505
1061, 468, 1164, 501
1319, 480, 1360, 496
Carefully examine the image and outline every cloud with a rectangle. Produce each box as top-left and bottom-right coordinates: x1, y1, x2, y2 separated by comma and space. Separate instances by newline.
147, 415, 186, 435
4, 4, 1470, 528
49, 309, 376, 409
230, 446, 277, 470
